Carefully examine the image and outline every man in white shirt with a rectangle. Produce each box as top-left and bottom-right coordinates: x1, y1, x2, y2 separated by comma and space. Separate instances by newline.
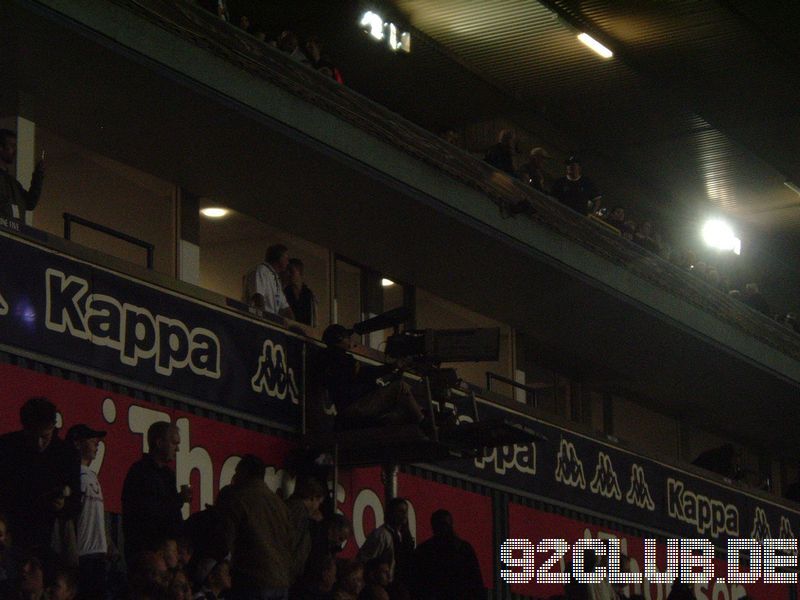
245, 244, 296, 321
67, 424, 108, 600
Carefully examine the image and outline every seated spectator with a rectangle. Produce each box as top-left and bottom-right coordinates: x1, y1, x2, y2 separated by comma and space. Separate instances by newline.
666, 582, 696, 600
518, 147, 551, 193
12, 553, 46, 600
176, 536, 192, 571
0, 512, 17, 588
305, 36, 344, 83
743, 282, 771, 315
46, 566, 77, 600
286, 478, 326, 580
786, 313, 800, 334
613, 555, 644, 600
439, 129, 461, 147
691, 260, 708, 279
0, 397, 80, 552
621, 219, 636, 242
290, 553, 336, 599
193, 558, 231, 600
278, 31, 311, 64
357, 498, 414, 593
360, 558, 390, 600
239, 14, 252, 34
311, 514, 352, 559
410, 509, 484, 600
607, 207, 625, 231
156, 537, 180, 572
633, 221, 660, 254
321, 325, 423, 430
706, 267, 722, 291
332, 559, 363, 600
127, 550, 171, 598
245, 244, 296, 321
285, 258, 319, 327
484, 129, 516, 176
197, 0, 229, 22
551, 156, 601, 216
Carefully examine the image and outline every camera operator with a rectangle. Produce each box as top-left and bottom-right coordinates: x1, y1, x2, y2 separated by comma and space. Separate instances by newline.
321, 324, 424, 430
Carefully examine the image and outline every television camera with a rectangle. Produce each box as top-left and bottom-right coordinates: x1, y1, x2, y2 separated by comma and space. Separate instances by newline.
350, 307, 500, 364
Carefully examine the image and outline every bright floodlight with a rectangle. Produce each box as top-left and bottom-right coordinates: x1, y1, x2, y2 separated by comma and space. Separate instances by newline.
360, 11, 384, 40
200, 207, 229, 218
577, 33, 613, 59
702, 219, 741, 255
381, 278, 395, 287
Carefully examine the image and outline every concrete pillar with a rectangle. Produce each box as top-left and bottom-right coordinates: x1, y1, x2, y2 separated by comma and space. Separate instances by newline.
177, 189, 200, 285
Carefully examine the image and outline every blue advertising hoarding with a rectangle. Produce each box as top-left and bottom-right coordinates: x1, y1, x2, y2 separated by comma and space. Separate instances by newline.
2, 225, 799, 548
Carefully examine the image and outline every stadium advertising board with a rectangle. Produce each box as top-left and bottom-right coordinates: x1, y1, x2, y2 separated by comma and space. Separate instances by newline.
0, 363, 494, 584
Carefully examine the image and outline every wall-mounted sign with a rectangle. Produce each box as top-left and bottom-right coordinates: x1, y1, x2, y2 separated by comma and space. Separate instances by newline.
360, 11, 411, 53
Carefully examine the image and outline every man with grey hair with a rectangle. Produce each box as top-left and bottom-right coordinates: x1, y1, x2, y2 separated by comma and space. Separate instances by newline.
518, 146, 552, 193
245, 243, 296, 321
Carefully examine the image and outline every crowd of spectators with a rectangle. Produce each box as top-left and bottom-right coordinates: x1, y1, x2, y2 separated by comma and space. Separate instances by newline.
480, 127, 800, 326
0, 397, 485, 599
193, 1, 343, 83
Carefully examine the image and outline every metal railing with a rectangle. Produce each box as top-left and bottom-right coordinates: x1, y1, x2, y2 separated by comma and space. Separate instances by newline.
63, 212, 155, 270
486, 371, 554, 409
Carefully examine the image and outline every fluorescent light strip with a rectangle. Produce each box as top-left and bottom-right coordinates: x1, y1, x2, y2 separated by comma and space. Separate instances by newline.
577, 33, 613, 59
785, 180, 800, 198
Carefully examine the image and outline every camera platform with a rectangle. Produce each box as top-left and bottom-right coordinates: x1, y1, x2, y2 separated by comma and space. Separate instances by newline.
302, 418, 544, 468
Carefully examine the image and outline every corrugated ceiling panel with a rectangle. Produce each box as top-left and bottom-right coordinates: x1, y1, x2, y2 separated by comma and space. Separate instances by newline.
391, 0, 797, 229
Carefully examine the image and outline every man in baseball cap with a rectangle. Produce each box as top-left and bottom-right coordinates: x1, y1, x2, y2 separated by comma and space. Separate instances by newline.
67, 424, 108, 600
551, 155, 602, 216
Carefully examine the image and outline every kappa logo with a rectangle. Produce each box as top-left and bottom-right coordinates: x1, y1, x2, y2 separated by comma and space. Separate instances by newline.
475, 443, 536, 476
625, 463, 655, 511
589, 452, 622, 500
44, 268, 221, 379
778, 516, 798, 554
779, 515, 796, 540
0, 289, 7, 316
555, 438, 586, 489
750, 506, 772, 541
250, 338, 299, 404
667, 478, 739, 537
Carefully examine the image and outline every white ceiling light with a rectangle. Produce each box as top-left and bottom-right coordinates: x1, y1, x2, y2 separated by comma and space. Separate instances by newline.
702, 219, 741, 255
577, 33, 613, 59
784, 180, 800, 198
200, 207, 229, 218
381, 278, 395, 287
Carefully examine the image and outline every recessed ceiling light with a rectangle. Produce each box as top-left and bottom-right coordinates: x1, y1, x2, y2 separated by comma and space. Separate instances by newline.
200, 207, 229, 218
381, 278, 395, 287
577, 33, 613, 59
